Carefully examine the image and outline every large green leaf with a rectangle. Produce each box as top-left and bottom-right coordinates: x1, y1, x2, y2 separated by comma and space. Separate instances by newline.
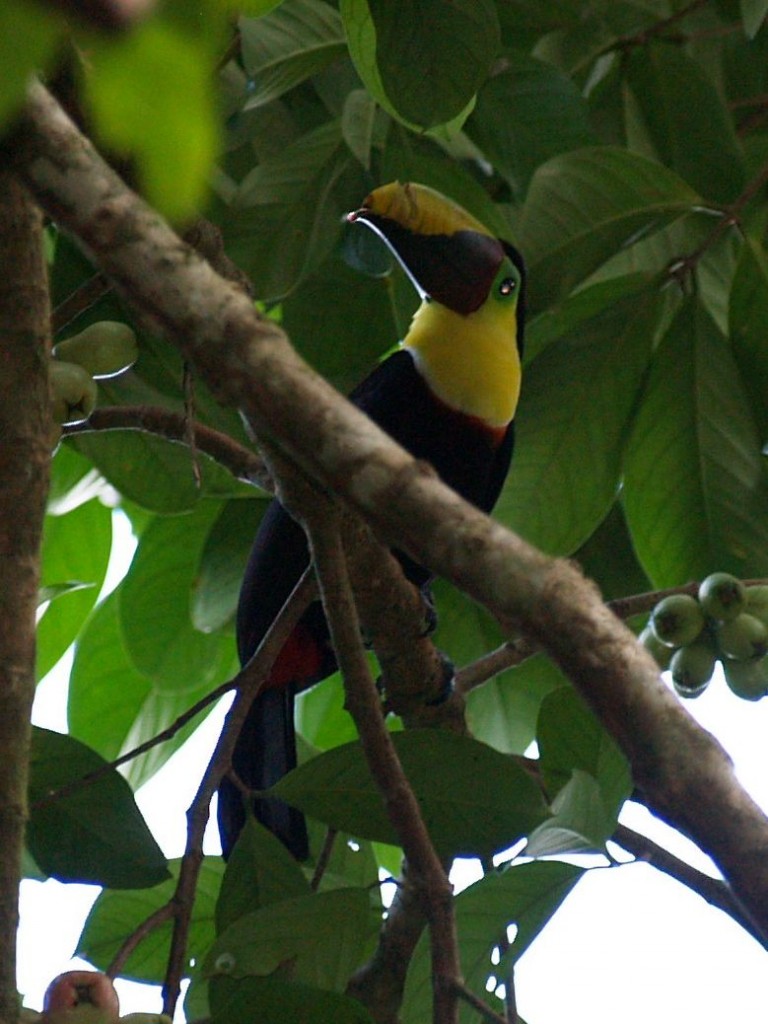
83, 18, 219, 221
68, 588, 229, 789
204, 888, 377, 987
573, 502, 652, 603
536, 687, 632, 823
401, 861, 584, 1024
0, 0, 60, 127
192, 498, 268, 633
741, 0, 768, 37
729, 238, 768, 438
623, 296, 768, 586
525, 770, 619, 857
274, 730, 549, 858
496, 284, 662, 555
518, 147, 699, 312
624, 42, 745, 203
466, 51, 596, 200
341, 0, 499, 131
282, 255, 398, 393
210, 976, 375, 1024
27, 728, 169, 889
37, 497, 112, 681
71, 431, 251, 514
239, 0, 347, 110
119, 502, 235, 692
216, 819, 310, 934
223, 121, 361, 299
77, 856, 223, 982
466, 655, 568, 756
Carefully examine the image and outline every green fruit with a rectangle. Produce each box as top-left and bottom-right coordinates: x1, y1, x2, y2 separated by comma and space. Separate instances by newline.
716, 612, 768, 661
639, 626, 673, 670
670, 641, 717, 698
650, 594, 705, 647
53, 321, 138, 379
697, 572, 746, 622
49, 360, 98, 425
723, 657, 768, 701
746, 585, 768, 626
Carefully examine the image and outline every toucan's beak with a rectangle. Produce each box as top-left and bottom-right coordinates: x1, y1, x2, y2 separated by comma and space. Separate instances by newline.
347, 182, 506, 315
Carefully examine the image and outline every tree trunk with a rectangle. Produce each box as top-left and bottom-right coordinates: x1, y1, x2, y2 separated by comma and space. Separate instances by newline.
0, 174, 51, 1024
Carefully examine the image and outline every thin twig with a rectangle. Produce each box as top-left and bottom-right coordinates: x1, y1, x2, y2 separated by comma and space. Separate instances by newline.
64, 404, 271, 490
161, 567, 315, 1015
310, 829, 338, 892
612, 823, 767, 947
107, 904, 175, 978
452, 981, 508, 1024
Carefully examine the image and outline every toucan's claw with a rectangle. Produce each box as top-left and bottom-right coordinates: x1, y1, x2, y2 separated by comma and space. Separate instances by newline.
427, 651, 456, 706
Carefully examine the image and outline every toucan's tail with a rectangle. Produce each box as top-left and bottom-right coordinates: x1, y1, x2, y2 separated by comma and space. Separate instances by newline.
217, 686, 309, 861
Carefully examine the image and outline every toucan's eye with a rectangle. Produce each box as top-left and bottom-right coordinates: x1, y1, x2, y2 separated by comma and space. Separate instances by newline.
498, 277, 517, 297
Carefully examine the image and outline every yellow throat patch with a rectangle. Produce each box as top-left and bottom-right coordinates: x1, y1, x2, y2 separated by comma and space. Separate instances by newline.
403, 298, 522, 428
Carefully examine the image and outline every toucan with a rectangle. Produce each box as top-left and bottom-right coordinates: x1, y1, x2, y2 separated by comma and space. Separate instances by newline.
217, 182, 526, 861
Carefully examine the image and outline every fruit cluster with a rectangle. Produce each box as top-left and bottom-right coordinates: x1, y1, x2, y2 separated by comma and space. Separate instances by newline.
50, 321, 138, 427
640, 573, 768, 701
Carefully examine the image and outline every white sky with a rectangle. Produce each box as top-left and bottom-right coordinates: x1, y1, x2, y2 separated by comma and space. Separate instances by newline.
18, 515, 768, 1023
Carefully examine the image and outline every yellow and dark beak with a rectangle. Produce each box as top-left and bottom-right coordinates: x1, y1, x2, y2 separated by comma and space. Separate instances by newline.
347, 181, 507, 316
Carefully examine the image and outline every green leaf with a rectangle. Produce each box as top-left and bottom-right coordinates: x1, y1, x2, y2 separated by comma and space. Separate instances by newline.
68, 588, 228, 789
0, 0, 60, 127
71, 431, 249, 514
37, 498, 112, 680
77, 857, 223, 982
205, 888, 377, 987
193, 498, 268, 633
466, 51, 596, 199
496, 284, 661, 555
536, 686, 632, 822
216, 819, 311, 934
623, 297, 768, 586
341, 0, 498, 131
296, 673, 360, 750
210, 976, 375, 1024
27, 727, 169, 889
37, 580, 95, 608
83, 19, 218, 220
282, 255, 398, 393
518, 147, 698, 312
119, 502, 235, 691
239, 0, 347, 110
741, 0, 768, 37
274, 731, 550, 858
525, 770, 618, 857
341, 89, 377, 169
401, 861, 584, 1024
624, 43, 745, 203
466, 656, 568, 756
223, 121, 360, 299
729, 238, 768, 437
573, 502, 651, 603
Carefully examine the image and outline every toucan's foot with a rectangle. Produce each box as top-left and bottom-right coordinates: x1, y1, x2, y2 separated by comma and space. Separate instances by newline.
427, 651, 455, 705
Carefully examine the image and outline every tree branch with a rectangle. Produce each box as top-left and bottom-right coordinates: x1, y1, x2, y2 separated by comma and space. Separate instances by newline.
64, 404, 271, 489
0, 173, 51, 1023
12, 79, 768, 943
612, 822, 766, 946
303, 498, 460, 1024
